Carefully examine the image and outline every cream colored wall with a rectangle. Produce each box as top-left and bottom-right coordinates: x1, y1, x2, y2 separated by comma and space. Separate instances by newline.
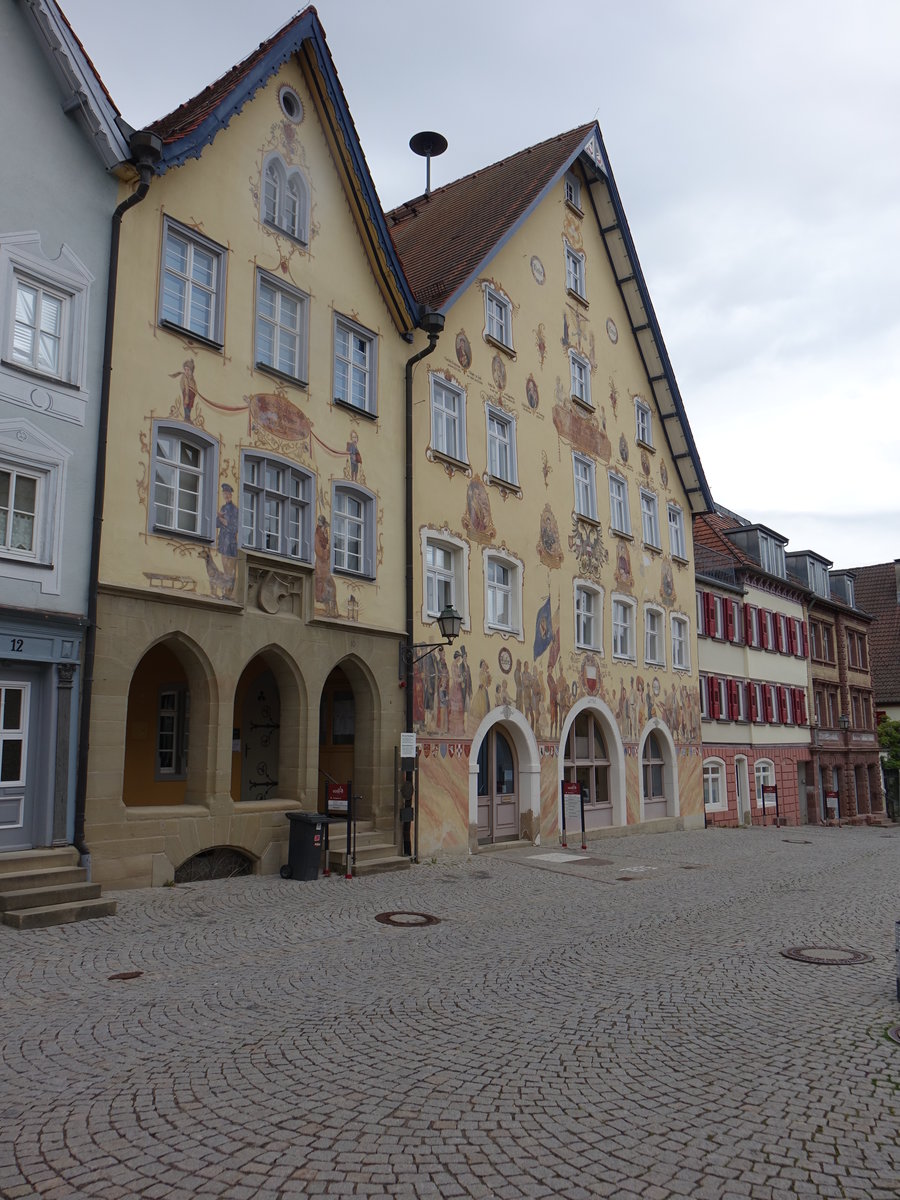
410, 164, 704, 849
102, 60, 408, 632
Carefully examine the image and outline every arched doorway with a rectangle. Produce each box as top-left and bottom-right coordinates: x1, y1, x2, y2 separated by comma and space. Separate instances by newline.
124, 642, 191, 806
319, 666, 355, 811
232, 660, 280, 803
476, 725, 518, 843
642, 731, 667, 820
563, 709, 612, 828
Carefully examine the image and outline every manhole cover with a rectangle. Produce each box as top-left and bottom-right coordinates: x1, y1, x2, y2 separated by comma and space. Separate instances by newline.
781, 946, 874, 966
887, 1026, 900, 1045
375, 911, 440, 928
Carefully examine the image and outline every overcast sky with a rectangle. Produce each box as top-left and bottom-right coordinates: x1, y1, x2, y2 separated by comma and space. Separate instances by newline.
62, 0, 900, 571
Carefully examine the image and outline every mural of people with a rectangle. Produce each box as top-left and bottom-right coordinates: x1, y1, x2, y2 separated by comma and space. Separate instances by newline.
459, 644, 473, 712
216, 483, 239, 594
526, 374, 539, 410
435, 647, 450, 732
170, 359, 198, 424
660, 559, 676, 607
462, 478, 495, 543
473, 659, 492, 721
449, 651, 466, 736
615, 539, 634, 589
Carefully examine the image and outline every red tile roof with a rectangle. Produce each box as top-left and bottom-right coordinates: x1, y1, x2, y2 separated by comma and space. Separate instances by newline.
847, 562, 900, 704
693, 512, 753, 567
149, 7, 314, 143
387, 124, 594, 307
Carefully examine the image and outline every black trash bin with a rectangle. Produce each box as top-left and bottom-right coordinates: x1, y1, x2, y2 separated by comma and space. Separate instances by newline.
281, 812, 337, 880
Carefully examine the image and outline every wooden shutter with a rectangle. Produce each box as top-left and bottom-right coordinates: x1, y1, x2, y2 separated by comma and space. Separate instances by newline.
786, 619, 796, 655
775, 615, 786, 653
744, 604, 755, 646
800, 621, 809, 657
763, 686, 774, 722
759, 610, 770, 650
725, 600, 736, 642
709, 676, 721, 719
727, 679, 740, 719
778, 686, 789, 723
749, 684, 760, 722
704, 592, 717, 638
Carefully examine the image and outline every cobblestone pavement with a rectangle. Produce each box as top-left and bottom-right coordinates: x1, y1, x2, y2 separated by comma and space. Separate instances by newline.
1, 826, 898, 1200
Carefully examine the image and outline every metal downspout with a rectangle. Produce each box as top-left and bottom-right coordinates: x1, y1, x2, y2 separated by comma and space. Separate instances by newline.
72, 132, 162, 874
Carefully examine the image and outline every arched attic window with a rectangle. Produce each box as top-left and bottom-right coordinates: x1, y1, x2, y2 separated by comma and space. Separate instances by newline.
262, 155, 309, 244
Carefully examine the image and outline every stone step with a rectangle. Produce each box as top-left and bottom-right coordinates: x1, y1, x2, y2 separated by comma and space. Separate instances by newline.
0, 847, 79, 876
0, 881, 102, 912
329, 839, 401, 865
0, 866, 87, 893
333, 854, 412, 877
2, 897, 117, 930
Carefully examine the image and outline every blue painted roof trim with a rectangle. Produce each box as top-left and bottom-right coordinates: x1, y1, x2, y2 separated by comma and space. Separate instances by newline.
154, 11, 417, 326
592, 127, 714, 512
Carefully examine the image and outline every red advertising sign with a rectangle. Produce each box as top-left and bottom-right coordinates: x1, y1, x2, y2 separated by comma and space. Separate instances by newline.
327, 783, 349, 814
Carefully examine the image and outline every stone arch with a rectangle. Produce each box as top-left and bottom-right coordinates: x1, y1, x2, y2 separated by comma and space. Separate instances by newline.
318, 653, 381, 821
231, 645, 306, 803
468, 707, 541, 848
637, 718, 680, 820
558, 696, 627, 829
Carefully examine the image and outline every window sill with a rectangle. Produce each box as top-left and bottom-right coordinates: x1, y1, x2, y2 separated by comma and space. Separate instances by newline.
333, 396, 377, 421
610, 528, 633, 541
486, 623, 522, 639
565, 199, 584, 218
484, 334, 516, 360
672, 554, 689, 566
332, 566, 375, 582
642, 542, 662, 555
485, 474, 521, 497
1, 357, 80, 392
574, 511, 602, 528
612, 654, 636, 665
636, 438, 655, 453
159, 319, 223, 353
151, 526, 214, 546
430, 448, 470, 472
262, 219, 308, 249
575, 643, 603, 654
566, 288, 589, 309
255, 361, 308, 390
645, 660, 666, 670
571, 394, 594, 413
0, 554, 53, 569
672, 665, 691, 674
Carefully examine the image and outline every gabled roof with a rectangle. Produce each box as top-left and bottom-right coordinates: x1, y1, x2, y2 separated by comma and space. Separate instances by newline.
388, 124, 714, 514
846, 562, 900, 704
22, 0, 130, 169
144, 7, 417, 333
693, 510, 808, 600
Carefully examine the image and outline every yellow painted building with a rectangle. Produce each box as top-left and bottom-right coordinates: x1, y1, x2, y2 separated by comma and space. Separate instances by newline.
85, 13, 418, 887
391, 126, 714, 853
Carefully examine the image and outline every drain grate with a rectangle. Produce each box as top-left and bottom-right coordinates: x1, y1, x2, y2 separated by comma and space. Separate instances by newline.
375, 911, 441, 928
781, 946, 874, 966
887, 1026, 900, 1046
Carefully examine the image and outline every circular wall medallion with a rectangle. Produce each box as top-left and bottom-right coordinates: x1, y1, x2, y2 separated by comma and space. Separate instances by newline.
498, 647, 512, 675
491, 354, 507, 391
455, 330, 472, 370
278, 85, 304, 123
530, 255, 545, 285
780, 946, 874, 966
606, 317, 618, 344
375, 911, 440, 928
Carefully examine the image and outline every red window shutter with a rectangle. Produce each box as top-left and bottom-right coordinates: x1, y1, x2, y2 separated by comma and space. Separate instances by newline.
725, 601, 736, 642
710, 676, 721, 719
763, 686, 774, 722
799, 690, 808, 724
705, 592, 717, 637
749, 685, 759, 722
786, 619, 796, 656
759, 610, 770, 649
793, 688, 807, 725
728, 679, 740, 719
800, 621, 809, 657
778, 686, 789, 723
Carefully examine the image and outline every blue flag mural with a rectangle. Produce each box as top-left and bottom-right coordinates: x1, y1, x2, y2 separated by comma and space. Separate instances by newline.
534, 596, 553, 659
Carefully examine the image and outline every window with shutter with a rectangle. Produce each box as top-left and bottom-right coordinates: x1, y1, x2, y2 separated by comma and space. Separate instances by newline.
709, 676, 721, 719
750, 684, 759, 722
705, 592, 717, 638
728, 679, 739, 720
759, 610, 770, 650
777, 687, 788, 723
725, 601, 735, 642
775, 615, 786, 654
800, 621, 809, 657
763, 686, 774, 722
744, 604, 755, 646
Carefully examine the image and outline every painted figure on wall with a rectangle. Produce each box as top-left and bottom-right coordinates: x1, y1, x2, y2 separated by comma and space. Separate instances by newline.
455, 331, 472, 370
615, 539, 634, 589
314, 515, 338, 615
346, 430, 362, 481
473, 659, 492, 721
552, 400, 612, 462
491, 354, 507, 392
201, 482, 239, 598
537, 504, 564, 568
462, 478, 495, 543
526, 374, 539, 410
535, 324, 547, 367
660, 559, 676, 607
170, 359, 198, 424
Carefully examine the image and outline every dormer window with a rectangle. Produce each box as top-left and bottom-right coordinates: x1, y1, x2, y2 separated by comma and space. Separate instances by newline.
564, 172, 582, 211
758, 531, 785, 578
262, 154, 309, 244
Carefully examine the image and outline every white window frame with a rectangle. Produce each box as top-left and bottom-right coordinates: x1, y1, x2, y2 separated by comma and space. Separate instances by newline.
671, 613, 690, 671
157, 684, 190, 780
668, 503, 686, 558
565, 242, 586, 300
640, 489, 660, 548
1, 232, 93, 412
151, 421, 218, 541
717, 677, 729, 721
255, 270, 308, 384
240, 451, 313, 562
429, 375, 467, 464
569, 349, 592, 408
483, 548, 523, 637
564, 172, 582, 210
331, 483, 376, 578
421, 530, 470, 630
635, 397, 653, 447
574, 581, 603, 652
754, 759, 776, 808
261, 153, 309, 244
486, 404, 518, 486
572, 453, 597, 520
483, 284, 513, 350
644, 604, 665, 667
703, 758, 728, 812
611, 594, 636, 662
608, 472, 631, 535
0, 419, 69, 594
333, 314, 378, 415
159, 217, 227, 346
699, 674, 709, 720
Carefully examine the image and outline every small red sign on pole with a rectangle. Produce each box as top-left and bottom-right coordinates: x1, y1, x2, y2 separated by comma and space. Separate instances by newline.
561, 780, 586, 849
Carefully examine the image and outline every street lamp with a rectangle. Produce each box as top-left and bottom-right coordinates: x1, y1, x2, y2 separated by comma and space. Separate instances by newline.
838, 713, 850, 733
404, 603, 463, 665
